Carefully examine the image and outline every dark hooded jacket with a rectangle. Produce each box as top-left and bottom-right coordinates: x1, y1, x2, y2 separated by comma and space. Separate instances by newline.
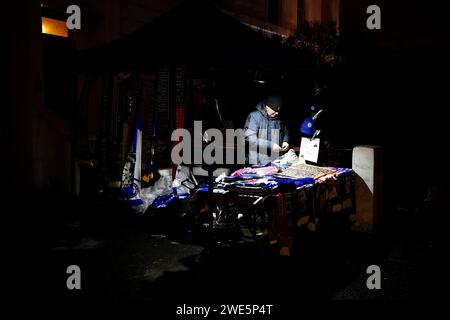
244, 102, 290, 165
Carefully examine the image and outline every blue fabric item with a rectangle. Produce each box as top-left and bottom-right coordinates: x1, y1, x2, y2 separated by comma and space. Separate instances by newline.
121, 186, 136, 198
196, 184, 210, 192
150, 193, 174, 208
128, 198, 144, 206
224, 180, 277, 189
150, 192, 191, 208
269, 176, 315, 187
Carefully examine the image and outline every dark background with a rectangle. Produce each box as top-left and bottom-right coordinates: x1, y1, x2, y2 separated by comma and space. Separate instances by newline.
4, 0, 443, 308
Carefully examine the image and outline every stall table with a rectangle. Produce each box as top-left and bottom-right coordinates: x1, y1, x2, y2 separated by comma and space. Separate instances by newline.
191, 163, 355, 255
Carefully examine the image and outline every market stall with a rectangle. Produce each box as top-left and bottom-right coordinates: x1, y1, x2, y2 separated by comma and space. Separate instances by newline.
184, 158, 355, 256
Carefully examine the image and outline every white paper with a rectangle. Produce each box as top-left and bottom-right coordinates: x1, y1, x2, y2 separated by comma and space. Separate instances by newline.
300, 137, 320, 163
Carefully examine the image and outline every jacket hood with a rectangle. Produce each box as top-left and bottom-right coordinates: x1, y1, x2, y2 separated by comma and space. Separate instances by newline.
257, 102, 268, 116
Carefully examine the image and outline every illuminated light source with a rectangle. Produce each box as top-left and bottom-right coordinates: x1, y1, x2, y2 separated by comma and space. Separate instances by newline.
41, 17, 68, 37
300, 109, 323, 137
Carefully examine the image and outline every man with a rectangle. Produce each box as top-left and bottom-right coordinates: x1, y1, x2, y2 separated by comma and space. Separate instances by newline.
244, 94, 290, 165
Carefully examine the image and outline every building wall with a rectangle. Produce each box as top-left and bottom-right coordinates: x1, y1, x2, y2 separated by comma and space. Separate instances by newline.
280, 0, 298, 31
215, 0, 340, 35
304, 0, 322, 23
44, 0, 181, 49
6, 0, 41, 191
6, 0, 73, 193
213, 0, 297, 35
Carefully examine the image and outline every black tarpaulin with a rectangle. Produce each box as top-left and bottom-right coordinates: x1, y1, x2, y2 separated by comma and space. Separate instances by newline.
77, 0, 316, 72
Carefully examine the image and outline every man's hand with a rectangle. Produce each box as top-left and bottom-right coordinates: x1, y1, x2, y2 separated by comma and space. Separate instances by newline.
281, 142, 289, 152
272, 144, 282, 152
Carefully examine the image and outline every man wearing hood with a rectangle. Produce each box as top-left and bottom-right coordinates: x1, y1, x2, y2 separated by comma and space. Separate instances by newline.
244, 94, 290, 165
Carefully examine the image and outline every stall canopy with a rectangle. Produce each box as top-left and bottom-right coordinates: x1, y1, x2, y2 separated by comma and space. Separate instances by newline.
77, 0, 316, 72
